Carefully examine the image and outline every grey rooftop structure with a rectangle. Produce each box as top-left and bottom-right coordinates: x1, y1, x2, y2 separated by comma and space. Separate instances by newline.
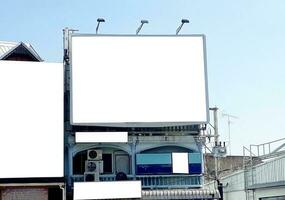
0, 41, 43, 61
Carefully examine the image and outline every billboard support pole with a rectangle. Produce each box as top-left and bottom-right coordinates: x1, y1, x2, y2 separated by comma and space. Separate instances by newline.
63, 27, 76, 200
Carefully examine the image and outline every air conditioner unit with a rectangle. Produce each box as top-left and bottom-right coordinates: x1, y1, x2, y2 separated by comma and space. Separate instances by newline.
87, 149, 102, 160
85, 160, 104, 173
84, 172, 99, 182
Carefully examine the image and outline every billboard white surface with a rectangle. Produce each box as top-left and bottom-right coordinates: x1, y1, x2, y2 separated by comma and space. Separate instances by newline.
71, 35, 208, 126
0, 61, 63, 178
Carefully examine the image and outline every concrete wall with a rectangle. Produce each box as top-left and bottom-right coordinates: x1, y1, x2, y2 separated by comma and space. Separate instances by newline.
205, 154, 262, 179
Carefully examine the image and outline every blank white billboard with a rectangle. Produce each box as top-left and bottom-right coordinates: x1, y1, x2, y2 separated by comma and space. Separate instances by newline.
0, 61, 63, 178
71, 35, 208, 126
74, 181, 142, 200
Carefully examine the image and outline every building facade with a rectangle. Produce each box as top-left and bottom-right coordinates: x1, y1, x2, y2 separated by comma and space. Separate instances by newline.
205, 145, 285, 200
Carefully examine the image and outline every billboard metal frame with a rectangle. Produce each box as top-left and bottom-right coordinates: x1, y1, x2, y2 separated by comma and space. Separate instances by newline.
63, 29, 209, 200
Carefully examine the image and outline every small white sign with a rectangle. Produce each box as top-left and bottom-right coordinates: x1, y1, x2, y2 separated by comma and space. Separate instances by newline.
75, 132, 128, 143
172, 152, 189, 174
74, 181, 142, 200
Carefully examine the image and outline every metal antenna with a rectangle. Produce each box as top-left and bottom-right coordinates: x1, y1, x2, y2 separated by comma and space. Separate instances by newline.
136, 20, 149, 35
96, 18, 105, 34
222, 112, 238, 155
176, 19, 189, 35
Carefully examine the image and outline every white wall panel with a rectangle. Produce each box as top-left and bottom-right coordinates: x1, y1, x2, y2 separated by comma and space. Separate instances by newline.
0, 61, 63, 178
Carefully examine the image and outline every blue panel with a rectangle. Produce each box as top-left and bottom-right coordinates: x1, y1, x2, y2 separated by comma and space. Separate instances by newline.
136, 164, 172, 175
136, 153, 171, 165
189, 164, 202, 174
188, 153, 202, 164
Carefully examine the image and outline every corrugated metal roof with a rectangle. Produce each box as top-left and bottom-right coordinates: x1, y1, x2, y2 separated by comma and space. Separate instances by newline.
0, 41, 43, 61
0, 41, 17, 57
142, 188, 220, 199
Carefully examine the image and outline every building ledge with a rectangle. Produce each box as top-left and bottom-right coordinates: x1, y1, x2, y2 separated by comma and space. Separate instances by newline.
0, 177, 64, 185
142, 188, 220, 199
247, 181, 285, 190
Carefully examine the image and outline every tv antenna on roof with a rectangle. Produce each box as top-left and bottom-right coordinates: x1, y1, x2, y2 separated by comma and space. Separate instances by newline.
222, 112, 238, 155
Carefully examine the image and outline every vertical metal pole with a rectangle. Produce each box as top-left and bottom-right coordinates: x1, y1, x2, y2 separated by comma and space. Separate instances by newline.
214, 108, 219, 181
217, 180, 224, 200
227, 116, 231, 155
131, 139, 137, 180
213, 107, 219, 145
210, 107, 219, 181
263, 144, 265, 155
210, 107, 222, 199
250, 145, 254, 186
63, 27, 74, 200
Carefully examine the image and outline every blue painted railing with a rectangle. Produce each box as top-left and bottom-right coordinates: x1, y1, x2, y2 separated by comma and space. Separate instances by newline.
73, 174, 201, 189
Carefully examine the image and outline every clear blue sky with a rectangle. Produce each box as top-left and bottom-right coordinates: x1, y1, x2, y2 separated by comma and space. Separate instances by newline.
1, 0, 285, 155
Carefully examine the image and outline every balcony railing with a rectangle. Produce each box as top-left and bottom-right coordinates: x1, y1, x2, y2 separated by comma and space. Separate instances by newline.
136, 175, 201, 188
73, 174, 201, 189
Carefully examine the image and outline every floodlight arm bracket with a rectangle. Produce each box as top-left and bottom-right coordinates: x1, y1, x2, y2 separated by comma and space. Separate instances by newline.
96, 22, 101, 34
176, 19, 189, 35
136, 20, 148, 35
176, 23, 184, 35
136, 23, 144, 35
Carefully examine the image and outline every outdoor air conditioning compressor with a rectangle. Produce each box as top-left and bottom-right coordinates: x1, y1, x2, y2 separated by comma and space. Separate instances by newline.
84, 172, 99, 182
85, 160, 103, 173
87, 149, 102, 160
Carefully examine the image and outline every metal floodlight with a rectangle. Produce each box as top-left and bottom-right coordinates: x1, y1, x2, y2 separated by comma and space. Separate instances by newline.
136, 19, 149, 35
176, 18, 190, 35
96, 18, 105, 34
97, 18, 105, 23
181, 19, 189, 24
141, 20, 149, 24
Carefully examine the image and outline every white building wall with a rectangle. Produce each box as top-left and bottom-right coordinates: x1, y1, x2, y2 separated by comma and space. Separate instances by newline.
221, 170, 246, 200
254, 186, 285, 199
204, 171, 247, 200
223, 190, 246, 200
253, 155, 285, 185
204, 155, 285, 200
